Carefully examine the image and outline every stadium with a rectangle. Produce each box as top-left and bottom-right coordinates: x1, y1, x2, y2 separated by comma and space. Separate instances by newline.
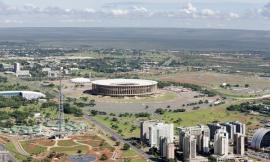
91, 79, 158, 97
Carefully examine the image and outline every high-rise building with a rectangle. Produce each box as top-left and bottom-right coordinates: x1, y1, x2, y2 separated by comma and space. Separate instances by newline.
160, 137, 175, 160
230, 121, 246, 135
179, 125, 210, 154
214, 129, 229, 156
207, 123, 226, 140
149, 122, 174, 148
234, 133, 245, 156
183, 134, 197, 161
198, 133, 210, 153
14, 62, 20, 73
140, 120, 159, 143
167, 143, 175, 160
221, 122, 237, 141
160, 137, 168, 158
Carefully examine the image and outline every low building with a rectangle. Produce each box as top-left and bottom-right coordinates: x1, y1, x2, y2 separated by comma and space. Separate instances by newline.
0, 91, 46, 100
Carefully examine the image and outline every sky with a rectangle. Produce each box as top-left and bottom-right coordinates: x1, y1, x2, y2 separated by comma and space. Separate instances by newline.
0, 0, 270, 30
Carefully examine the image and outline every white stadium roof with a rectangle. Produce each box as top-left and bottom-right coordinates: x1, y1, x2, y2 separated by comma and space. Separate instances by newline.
92, 79, 157, 86
70, 78, 91, 83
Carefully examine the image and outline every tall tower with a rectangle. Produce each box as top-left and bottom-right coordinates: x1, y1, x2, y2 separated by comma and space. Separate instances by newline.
57, 67, 65, 136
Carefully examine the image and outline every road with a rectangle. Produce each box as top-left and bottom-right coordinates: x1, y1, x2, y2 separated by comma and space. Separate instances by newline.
0, 144, 17, 162
84, 115, 155, 162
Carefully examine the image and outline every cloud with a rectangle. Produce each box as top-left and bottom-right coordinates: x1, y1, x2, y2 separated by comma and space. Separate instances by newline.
111, 9, 129, 16
259, 3, 270, 17
229, 12, 240, 18
201, 9, 217, 16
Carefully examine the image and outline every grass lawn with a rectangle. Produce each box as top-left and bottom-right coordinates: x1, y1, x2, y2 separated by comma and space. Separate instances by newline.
57, 139, 78, 147
160, 105, 262, 129
94, 115, 140, 138
122, 149, 137, 157
20, 141, 47, 155
50, 145, 89, 155
5, 142, 27, 162
94, 103, 264, 139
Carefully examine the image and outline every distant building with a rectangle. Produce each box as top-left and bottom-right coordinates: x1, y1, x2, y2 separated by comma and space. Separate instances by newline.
0, 91, 46, 100
214, 129, 229, 156
207, 123, 226, 140
13, 62, 31, 78
48, 71, 59, 78
179, 125, 210, 154
183, 134, 197, 161
13, 62, 20, 73
149, 122, 174, 148
233, 133, 245, 155
16, 70, 31, 78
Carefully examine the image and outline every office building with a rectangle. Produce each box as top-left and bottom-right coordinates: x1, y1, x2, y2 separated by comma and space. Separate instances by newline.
214, 129, 229, 156
160, 137, 175, 160
221, 122, 236, 142
167, 143, 175, 160
183, 134, 197, 161
230, 121, 246, 135
140, 120, 159, 143
179, 125, 210, 154
234, 133, 245, 155
149, 122, 174, 148
207, 123, 226, 140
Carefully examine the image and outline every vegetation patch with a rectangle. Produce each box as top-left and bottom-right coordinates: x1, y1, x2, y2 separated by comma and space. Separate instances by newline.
57, 139, 78, 147
20, 140, 47, 155
50, 145, 89, 155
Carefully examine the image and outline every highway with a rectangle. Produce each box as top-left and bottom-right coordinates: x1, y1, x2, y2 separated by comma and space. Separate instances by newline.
84, 115, 155, 162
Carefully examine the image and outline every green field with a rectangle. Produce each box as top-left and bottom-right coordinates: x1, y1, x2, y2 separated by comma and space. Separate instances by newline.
20, 141, 47, 155
94, 103, 264, 138
5, 142, 28, 162
57, 140, 78, 147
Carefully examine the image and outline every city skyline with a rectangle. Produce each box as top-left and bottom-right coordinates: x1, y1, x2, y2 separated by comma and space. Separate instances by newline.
0, 0, 270, 30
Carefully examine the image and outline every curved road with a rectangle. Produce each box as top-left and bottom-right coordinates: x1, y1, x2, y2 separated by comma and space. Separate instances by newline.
84, 115, 154, 162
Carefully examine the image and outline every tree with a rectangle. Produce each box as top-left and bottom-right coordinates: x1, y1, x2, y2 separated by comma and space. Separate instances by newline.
122, 143, 130, 150
89, 99, 96, 107
155, 108, 166, 115
77, 149, 82, 154
115, 141, 120, 146
100, 154, 108, 161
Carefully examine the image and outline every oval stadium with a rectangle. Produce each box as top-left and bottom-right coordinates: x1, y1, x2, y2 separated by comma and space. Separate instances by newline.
91, 79, 158, 97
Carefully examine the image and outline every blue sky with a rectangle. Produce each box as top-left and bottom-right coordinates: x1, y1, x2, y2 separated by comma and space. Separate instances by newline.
0, 0, 270, 30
